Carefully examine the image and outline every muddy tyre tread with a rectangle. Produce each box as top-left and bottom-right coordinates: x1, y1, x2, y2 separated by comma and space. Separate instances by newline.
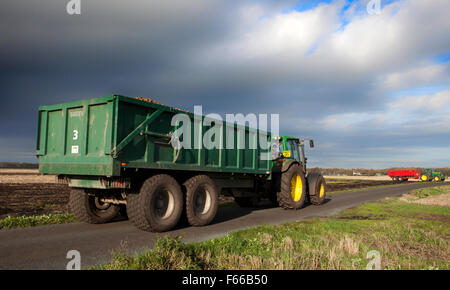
277, 164, 306, 210
184, 175, 219, 226
307, 173, 327, 205
127, 174, 183, 232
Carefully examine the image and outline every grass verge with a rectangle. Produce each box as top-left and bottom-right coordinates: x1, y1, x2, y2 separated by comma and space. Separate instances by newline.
95, 186, 450, 270
411, 185, 450, 198
0, 213, 77, 230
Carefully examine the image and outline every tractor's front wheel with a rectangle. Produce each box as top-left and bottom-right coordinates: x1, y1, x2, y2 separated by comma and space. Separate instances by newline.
277, 164, 306, 209
307, 173, 327, 205
434, 176, 440, 182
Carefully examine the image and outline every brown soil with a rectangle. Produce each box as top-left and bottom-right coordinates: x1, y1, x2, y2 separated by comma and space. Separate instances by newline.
324, 175, 394, 181
0, 177, 400, 218
0, 183, 69, 218
325, 179, 400, 192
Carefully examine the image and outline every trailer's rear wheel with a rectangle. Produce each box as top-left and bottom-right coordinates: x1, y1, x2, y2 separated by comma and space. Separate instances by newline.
127, 174, 183, 232
277, 164, 306, 209
184, 175, 218, 226
307, 173, 327, 205
69, 189, 120, 224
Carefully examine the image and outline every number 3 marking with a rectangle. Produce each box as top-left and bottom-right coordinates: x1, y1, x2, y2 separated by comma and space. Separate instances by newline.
73, 130, 78, 140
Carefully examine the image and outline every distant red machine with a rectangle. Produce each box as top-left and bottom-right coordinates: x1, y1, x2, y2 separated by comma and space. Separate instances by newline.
388, 170, 420, 182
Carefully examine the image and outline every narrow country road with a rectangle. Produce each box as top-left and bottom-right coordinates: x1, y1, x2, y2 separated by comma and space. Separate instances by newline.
0, 182, 444, 269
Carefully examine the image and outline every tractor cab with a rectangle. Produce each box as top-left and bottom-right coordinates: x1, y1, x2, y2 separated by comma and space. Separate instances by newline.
270, 135, 325, 208
273, 135, 314, 174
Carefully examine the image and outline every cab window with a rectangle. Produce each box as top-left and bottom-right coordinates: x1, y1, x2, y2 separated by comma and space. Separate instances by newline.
286, 139, 300, 161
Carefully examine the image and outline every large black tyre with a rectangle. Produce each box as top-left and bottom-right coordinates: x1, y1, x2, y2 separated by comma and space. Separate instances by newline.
277, 164, 307, 209
420, 174, 430, 182
307, 173, 327, 205
69, 188, 120, 224
127, 174, 183, 232
184, 175, 219, 226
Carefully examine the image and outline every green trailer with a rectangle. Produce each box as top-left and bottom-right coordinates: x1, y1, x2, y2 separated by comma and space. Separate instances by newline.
36, 95, 326, 232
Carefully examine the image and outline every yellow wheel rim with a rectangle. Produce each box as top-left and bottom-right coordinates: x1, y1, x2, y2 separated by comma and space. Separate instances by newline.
421, 175, 428, 181
435, 176, 439, 181
319, 183, 325, 198
290, 174, 303, 202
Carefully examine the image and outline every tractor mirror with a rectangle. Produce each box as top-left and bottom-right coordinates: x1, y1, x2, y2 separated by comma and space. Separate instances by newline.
309, 140, 314, 148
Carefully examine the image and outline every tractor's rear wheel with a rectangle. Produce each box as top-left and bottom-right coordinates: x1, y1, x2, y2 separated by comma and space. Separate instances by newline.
127, 174, 183, 232
69, 189, 120, 224
420, 174, 429, 182
277, 164, 306, 209
184, 175, 219, 226
307, 173, 327, 205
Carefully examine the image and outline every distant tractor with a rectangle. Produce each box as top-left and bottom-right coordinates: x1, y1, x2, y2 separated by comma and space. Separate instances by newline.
420, 168, 446, 182
388, 169, 445, 182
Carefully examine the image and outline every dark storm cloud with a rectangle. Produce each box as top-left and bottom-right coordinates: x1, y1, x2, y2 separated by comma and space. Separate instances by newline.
0, 0, 298, 161
0, 0, 449, 167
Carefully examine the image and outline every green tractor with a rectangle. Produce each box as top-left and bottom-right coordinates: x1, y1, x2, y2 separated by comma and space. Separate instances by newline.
420, 168, 445, 182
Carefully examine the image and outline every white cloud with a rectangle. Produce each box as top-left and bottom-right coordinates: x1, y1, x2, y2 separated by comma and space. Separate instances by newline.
304, 89, 450, 133
388, 89, 450, 111
380, 64, 450, 91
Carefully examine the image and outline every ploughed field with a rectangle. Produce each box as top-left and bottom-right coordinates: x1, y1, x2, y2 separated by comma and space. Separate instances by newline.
0, 169, 400, 218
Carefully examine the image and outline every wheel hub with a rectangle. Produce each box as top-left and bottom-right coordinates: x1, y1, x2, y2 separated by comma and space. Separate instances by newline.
290, 174, 303, 202
94, 197, 111, 210
193, 188, 211, 215
152, 189, 175, 220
